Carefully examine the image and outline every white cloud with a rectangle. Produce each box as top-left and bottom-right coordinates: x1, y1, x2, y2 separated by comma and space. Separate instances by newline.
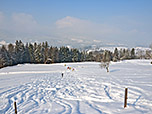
56, 16, 122, 35
0, 12, 49, 44
0, 12, 151, 47
56, 16, 75, 28
0, 12, 42, 34
11, 13, 39, 33
56, 16, 90, 29
54, 16, 152, 46
55, 16, 122, 43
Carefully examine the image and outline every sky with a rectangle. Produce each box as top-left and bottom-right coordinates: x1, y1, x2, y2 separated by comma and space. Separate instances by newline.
0, 0, 152, 47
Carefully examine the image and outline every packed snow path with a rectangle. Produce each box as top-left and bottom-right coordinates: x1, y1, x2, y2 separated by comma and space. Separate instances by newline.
0, 60, 152, 114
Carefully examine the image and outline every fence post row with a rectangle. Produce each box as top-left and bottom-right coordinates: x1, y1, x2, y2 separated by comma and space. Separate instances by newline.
13, 89, 128, 112
124, 88, 128, 108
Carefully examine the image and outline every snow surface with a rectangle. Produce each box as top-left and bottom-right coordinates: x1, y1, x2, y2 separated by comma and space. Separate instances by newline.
0, 60, 152, 114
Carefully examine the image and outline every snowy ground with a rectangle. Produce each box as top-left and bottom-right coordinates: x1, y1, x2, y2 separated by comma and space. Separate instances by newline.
0, 60, 152, 114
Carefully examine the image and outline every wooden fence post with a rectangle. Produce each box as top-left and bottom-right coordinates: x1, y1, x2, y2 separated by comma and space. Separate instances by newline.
14, 102, 17, 114
124, 88, 128, 108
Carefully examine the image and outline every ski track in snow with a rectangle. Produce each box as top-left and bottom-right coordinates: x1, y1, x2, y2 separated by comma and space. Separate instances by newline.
0, 60, 152, 114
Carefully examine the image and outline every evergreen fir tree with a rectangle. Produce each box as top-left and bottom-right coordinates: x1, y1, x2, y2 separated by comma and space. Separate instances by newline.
34, 43, 43, 63
14, 40, 25, 64
131, 48, 135, 59
120, 49, 125, 60
113, 48, 119, 62
44, 41, 49, 63
8, 43, 15, 65
24, 43, 31, 63
0, 45, 11, 67
103, 50, 111, 62
53, 47, 59, 63
28, 43, 35, 63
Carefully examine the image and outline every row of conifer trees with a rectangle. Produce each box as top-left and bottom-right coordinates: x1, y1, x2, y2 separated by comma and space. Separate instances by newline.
0, 40, 151, 68
0, 40, 87, 68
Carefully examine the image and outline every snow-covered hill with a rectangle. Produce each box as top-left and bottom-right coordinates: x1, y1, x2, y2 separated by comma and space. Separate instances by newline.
87, 46, 151, 53
0, 60, 152, 114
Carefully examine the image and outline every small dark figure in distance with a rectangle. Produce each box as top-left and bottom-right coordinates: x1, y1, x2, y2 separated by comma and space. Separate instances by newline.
62, 73, 64, 78
106, 66, 109, 72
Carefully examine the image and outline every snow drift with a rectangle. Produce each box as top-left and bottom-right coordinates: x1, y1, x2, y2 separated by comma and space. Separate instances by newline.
0, 60, 152, 114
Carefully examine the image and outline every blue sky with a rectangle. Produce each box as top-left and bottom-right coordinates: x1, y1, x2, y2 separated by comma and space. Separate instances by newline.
0, 0, 152, 47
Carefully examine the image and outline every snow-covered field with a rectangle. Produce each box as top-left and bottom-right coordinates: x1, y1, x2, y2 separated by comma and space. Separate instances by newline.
0, 60, 152, 114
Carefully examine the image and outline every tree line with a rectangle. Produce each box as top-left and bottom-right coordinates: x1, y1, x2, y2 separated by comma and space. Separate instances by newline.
0, 40, 88, 68
0, 40, 152, 68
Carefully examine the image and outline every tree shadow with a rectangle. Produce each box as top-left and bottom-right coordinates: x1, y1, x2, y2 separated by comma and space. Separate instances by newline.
110, 69, 120, 72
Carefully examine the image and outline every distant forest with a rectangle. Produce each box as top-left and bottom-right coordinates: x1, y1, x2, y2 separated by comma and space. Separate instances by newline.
0, 40, 152, 69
